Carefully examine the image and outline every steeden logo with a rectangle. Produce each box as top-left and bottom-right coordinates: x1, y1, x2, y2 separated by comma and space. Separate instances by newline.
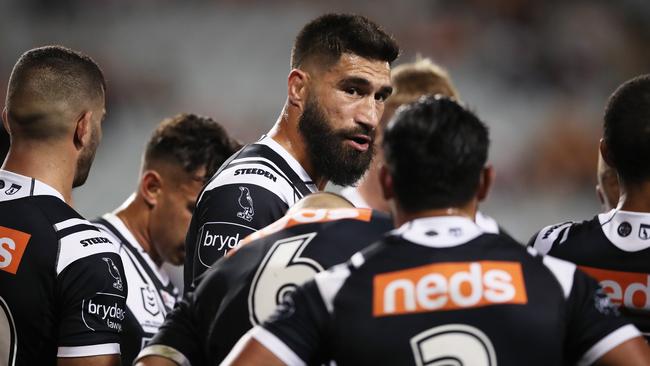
0, 226, 31, 275
373, 261, 528, 317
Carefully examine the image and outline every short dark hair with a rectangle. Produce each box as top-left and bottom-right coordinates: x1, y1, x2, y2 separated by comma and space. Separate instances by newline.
383, 96, 489, 212
6, 45, 106, 139
604, 74, 650, 185
144, 114, 241, 181
291, 13, 399, 69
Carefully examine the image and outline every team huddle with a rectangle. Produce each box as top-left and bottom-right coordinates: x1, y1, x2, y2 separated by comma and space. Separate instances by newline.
1, 12, 650, 366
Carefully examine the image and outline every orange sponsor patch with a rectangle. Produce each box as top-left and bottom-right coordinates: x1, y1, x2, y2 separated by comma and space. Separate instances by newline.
239, 208, 372, 247
0, 226, 31, 275
579, 265, 650, 310
373, 261, 527, 317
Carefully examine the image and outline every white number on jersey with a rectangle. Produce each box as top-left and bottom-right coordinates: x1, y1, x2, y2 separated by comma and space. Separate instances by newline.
410, 324, 497, 366
0, 296, 17, 366
248, 233, 323, 325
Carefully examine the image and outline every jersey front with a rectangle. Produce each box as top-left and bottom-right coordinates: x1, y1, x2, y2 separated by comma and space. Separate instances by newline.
137, 208, 393, 365
184, 135, 318, 289
94, 213, 179, 366
530, 209, 650, 338
0, 170, 127, 365
250, 216, 638, 366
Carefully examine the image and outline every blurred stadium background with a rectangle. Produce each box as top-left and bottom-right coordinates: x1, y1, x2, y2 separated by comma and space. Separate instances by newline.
1, 0, 649, 243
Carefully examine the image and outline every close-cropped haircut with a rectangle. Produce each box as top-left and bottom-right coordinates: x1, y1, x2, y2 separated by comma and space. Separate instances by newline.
388, 58, 459, 108
6, 45, 106, 139
144, 114, 241, 182
604, 74, 650, 185
290, 13, 399, 69
383, 96, 489, 212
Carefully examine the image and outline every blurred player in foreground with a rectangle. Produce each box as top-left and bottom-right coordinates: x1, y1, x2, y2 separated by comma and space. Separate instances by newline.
340, 58, 503, 234
531, 75, 650, 339
0, 46, 126, 365
134, 192, 392, 365
183, 13, 399, 289
93, 114, 240, 365
224, 96, 650, 366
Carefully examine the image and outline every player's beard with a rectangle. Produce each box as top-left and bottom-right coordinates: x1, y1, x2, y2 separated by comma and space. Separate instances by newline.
73, 123, 100, 188
298, 95, 375, 186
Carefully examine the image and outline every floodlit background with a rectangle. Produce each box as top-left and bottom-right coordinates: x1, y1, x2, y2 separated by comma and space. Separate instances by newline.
1, 0, 650, 243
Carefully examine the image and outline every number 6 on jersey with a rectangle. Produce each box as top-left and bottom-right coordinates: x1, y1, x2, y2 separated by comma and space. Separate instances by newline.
248, 233, 323, 325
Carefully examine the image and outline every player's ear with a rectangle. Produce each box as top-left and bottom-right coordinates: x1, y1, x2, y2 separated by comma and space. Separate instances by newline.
599, 139, 614, 167
140, 170, 163, 207
2, 107, 9, 133
477, 165, 495, 202
379, 164, 394, 201
287, 68, 309, 111
73, 110, 93, 151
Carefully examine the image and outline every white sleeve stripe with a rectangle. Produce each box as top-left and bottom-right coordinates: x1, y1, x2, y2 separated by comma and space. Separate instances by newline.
251, 326, 306, 366
314, 264, 351, 314
57, 343, 120, 357
135, 345, 191, 366
54, 218, 91, 231
577, 324, 641, 366
541, 255, 576, 298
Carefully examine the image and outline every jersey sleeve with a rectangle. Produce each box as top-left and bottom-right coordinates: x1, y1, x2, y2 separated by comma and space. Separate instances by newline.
185, 183, 288, 289
55, 251, 127, 357
528, 221, 574, 254
564, 266, 640, 365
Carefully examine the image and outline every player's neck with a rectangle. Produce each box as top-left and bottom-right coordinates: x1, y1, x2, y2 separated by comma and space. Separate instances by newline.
115, 195, 162, 266
392, 200, 478, 228
356, 164, 390, 212
619, 182, 650, 213
1, 143, 75, 204
268, 107, 327, 190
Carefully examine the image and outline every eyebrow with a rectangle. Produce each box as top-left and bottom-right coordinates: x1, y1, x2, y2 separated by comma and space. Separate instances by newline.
338, 77, 393, 96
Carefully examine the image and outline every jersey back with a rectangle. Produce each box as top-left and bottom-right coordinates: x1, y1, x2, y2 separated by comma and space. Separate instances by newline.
143, 208, 393, 365
530, 209, 650, 337
0, 172, 127, 365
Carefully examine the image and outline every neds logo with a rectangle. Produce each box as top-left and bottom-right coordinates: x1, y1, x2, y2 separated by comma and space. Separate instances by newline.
373, 261, 527, 317
0, 226, 31, 275
580, 266, 650, 310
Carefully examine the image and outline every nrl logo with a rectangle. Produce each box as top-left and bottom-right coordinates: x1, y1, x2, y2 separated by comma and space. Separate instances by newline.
5, 183, 21, 195
102, 257, 124, 291
237, 186, 255, 222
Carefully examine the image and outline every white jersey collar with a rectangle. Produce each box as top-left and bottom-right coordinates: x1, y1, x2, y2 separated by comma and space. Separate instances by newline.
102, 211, 171, 285
598, 209, 650, 252
392, 216, 484, 248
0, 169, 64, 202
257, 135, 317, 192
339, 187, 370, 208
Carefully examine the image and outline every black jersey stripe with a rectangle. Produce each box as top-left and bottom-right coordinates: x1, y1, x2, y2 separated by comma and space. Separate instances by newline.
223, 159, 307, 201
29, 178, 35, 196
55, 224, 100, 240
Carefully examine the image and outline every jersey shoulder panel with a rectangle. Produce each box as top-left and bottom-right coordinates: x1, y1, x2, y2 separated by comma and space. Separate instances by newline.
528, 219, 588, 255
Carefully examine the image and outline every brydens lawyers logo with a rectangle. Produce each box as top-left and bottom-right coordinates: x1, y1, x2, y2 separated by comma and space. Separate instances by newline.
0, 226, 31, 275
373, 261, 527, 317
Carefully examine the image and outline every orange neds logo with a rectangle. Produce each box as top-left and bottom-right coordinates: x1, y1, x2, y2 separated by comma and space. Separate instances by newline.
0, 226, 31, 275
373, 261, 528, 317
579, 266, 650, 310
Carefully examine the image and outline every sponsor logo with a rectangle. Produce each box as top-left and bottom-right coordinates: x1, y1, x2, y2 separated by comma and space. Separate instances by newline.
0, 180, 4, 189
449, 227, 462, 237
80, 236, 112, 247
4, 184, 21, 196
618, 222, 632, 237
237, 187, 255, 222
141, 286, 160, 316
640, 224, 650, 240
203, 231, 241, 251
0, 226, 31, 275
102, 257, 124, 291
198, 222, 255, 264
373, 261, 527, 317
240, 208, 372, 245
579, 265, 650, 310
85, 297, 125, 332
234, 168, 277, 182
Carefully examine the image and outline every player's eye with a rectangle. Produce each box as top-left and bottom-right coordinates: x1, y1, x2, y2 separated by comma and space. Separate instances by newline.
344, 87, 360, 96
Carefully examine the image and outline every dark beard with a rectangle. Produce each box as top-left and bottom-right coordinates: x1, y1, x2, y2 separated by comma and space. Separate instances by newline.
73, 126, 99, 188
298, 97, 375, 186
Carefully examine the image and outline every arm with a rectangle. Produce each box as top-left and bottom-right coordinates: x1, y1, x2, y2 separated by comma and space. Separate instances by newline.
595, 336, 650, 366
58, 355, 121, 366
224, 337, 286, 366
135, 354, 183, 366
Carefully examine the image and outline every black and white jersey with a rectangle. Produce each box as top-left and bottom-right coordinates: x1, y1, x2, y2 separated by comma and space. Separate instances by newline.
243, 216, 638, 366
184, 135, 318, 290
93, 212, 179, 366
136, 208, 392, 365
0, 170, 127, 365
530, 209, 650, 338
